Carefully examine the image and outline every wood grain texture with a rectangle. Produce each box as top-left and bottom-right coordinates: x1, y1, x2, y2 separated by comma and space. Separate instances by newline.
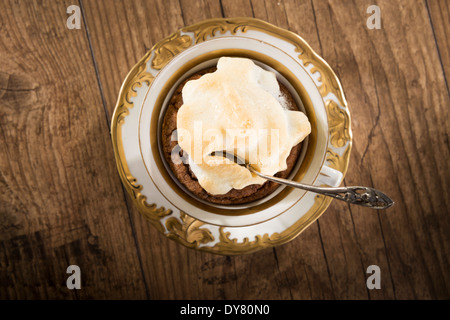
0, 0, 449, 300
426, 0, 450, 93
0, 0, 146, 299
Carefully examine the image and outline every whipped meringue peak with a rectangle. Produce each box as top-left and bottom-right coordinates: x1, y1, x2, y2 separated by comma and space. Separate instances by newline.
176, 57, 311, 195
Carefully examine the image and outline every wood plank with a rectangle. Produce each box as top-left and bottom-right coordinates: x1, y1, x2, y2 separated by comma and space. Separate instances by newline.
304, 0, 450, 299
178, 0, 223, 25
426, 0, 450, 92
80, 0, 187, 299
0, 0, 146, 299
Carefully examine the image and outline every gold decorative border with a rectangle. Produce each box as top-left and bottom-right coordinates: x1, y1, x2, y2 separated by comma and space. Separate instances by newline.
110, 18, 352, 255
208, 195, 332, 255
165, 211, 215, 248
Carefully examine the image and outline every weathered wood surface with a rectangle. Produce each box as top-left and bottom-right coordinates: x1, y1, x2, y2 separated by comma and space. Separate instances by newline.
0, 0, 448, 299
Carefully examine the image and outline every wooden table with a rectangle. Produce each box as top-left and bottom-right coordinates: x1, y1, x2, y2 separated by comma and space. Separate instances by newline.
0, 0, 448, 300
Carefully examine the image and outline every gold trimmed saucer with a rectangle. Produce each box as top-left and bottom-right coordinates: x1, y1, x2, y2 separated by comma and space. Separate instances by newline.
111, 18, 352, 255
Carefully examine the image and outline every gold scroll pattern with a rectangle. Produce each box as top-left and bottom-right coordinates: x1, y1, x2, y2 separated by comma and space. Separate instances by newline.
165, 211, 214, 248
151, 33, 192, 70
326, 100, 351, 148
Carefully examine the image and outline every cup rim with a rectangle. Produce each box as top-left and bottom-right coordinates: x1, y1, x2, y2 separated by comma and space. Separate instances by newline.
141, 45, 325, 219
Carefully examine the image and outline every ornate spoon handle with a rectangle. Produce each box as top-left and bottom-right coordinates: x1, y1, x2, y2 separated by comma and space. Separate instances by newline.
210, 151, 394, 210
249, 168, 394, 209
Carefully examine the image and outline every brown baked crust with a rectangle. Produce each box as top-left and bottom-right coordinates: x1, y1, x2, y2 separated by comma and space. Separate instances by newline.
161, 67, 302, 204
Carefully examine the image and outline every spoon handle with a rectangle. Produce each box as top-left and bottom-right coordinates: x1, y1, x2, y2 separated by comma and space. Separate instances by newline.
249, 167, 394, 210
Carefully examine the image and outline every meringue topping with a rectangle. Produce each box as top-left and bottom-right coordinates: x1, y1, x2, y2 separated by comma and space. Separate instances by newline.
176, 57, 311, 195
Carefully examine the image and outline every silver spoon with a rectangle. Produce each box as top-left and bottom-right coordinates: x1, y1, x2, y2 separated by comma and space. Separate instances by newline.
210, 151, 394, 210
